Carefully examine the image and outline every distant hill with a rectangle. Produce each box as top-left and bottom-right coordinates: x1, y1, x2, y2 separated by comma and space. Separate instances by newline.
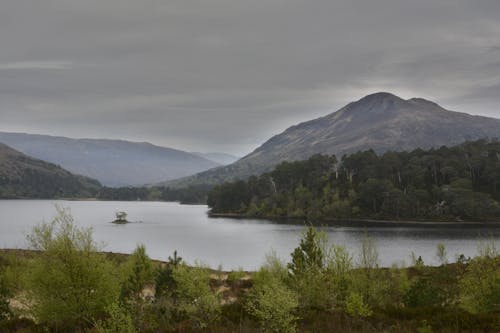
167, 92, 500, 187
0, 133, 220, 187
0, 143, 101, 198
192, 152, 240, 165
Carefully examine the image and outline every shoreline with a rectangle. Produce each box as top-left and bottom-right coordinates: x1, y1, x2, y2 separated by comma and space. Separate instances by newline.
3, 198, 500, 227
208, 213, 500, 227
0, 248, 253, 274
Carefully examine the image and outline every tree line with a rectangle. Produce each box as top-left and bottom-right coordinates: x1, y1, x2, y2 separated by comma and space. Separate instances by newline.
208, 140, 500, 221
96, 184, 213, 204
0, 208, 498, 332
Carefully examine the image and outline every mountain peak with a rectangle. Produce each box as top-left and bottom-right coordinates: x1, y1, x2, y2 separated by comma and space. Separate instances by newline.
358, 92, 404, 102
339, 92, 407, 117
347, 92, 406, 111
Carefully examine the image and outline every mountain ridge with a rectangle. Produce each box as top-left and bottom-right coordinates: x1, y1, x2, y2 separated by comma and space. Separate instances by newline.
0, 132, 220, 187
165, 92, 500, 187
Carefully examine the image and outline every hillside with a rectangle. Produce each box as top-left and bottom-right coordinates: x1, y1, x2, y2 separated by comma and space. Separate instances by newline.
168, 92, 500, 187
0, 143, 101, 198
0, 133, 220, 187
192, 152, 240, 165
207, 140, 500, 222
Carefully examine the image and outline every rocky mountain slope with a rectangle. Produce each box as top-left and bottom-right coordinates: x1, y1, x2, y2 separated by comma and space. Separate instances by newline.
167, 92, 500, 187
0, 133, 220, 186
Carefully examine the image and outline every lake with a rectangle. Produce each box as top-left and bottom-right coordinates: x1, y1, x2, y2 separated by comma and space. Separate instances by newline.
0, 200, 499, 270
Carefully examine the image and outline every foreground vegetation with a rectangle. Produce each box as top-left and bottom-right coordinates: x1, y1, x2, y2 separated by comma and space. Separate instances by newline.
0, 208, 499, 332
208, 140, 500, 222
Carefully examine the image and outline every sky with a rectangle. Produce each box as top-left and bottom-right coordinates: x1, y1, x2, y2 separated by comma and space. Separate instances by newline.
0, 0, 499, 156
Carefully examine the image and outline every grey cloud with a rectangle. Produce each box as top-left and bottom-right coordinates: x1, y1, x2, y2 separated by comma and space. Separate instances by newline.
0, 0, 499, 155
0, 61, 73, 70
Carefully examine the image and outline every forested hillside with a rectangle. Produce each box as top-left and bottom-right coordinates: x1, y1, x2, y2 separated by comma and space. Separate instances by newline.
208, 140, 500, 221
0, 141, 212, 202
0, 144, 101, 198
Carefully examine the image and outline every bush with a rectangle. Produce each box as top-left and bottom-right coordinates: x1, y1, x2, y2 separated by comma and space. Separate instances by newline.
155, 250, 183, 299
25, 206, 120, 326
120, 244, 154, 303
173, 263, 221, 328
95, 303, 137, 333
403, 278, 444, 308
459, 255, 500, 313
351, 235, 391, 308
325, 245, 354, 308
245, 269, 299, 333
345, 291, 372, 317
288, 228, 337, 311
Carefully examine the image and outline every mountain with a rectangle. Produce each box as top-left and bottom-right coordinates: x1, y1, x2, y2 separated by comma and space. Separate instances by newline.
0, 133, 220, 187
0, 143, 101, 198
192, 152, 240, 165
167, 92, 500, 187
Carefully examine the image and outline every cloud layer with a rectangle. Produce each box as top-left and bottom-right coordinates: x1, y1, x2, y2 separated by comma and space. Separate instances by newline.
1, 0, 499, 155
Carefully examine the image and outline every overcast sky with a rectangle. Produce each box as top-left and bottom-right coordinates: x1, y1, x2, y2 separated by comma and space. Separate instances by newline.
1, 0, 499, 155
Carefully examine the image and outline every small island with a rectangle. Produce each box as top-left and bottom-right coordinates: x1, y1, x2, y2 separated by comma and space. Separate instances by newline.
112, 211, 129, 224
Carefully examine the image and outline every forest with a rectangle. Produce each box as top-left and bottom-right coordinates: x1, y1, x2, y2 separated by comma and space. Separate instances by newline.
0, 170, 101, 199
96, 184, 213, 204
0, 208, 498, 332
208, 140, 500, 222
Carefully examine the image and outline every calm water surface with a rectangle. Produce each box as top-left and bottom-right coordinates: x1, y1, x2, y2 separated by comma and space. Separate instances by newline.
0, 200, 498, 270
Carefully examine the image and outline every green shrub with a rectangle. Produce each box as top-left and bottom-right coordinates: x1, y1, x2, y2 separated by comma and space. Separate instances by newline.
155, 250, 183, 299
120, 244, 154, 303
459, 255, 500, 313
95, 303, 137, 333
345, 291, 372, 317
25, 206, 120, 326
173, 263, 221, 328
245, 269, 299, 333
403, 278, 444, 308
